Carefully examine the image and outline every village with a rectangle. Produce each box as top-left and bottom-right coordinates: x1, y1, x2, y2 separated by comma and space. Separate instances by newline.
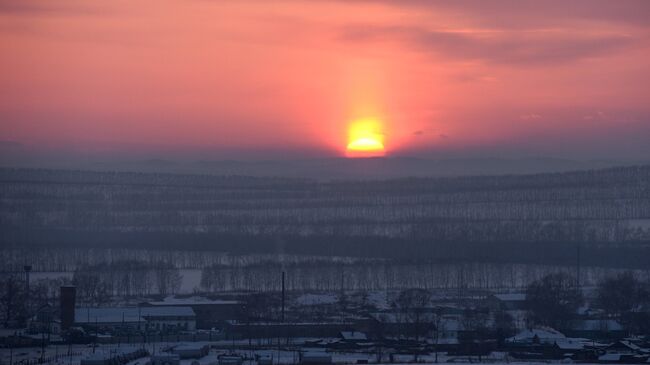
2, 272, 649, 365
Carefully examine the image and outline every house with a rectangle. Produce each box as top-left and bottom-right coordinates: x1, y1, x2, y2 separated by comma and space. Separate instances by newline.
27, 304, 62, 335
75, 306, 196, 333
551, 339, 587, 358
506, 328, 593, 360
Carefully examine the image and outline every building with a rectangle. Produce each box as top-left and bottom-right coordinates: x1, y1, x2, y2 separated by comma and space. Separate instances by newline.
142, 296, 242, 328
75, 306, 196, 333
28, 304, 61, 335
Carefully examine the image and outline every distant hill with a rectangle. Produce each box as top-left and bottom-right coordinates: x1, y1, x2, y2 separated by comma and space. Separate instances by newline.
194, 156, 635, 180
1, 144, 642, 179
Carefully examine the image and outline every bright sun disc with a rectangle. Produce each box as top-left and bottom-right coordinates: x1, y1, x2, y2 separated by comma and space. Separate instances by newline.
346, 119, 385, 157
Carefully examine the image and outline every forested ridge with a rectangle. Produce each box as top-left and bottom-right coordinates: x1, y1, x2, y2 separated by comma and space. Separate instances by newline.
1, 165, 649, 267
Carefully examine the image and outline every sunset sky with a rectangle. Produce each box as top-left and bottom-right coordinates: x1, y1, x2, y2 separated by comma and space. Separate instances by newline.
1, 0, 649, 160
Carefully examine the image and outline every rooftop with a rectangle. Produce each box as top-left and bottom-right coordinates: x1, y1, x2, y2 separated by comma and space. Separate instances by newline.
75, 306, 195, 324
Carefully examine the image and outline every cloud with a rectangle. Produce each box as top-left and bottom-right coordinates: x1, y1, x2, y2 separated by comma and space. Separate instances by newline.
340, 25, 640, 66
332, 0, 650, 28
0, 0, 106, 15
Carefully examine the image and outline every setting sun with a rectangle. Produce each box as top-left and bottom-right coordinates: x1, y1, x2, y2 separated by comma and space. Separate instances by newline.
346, 119, 385, 157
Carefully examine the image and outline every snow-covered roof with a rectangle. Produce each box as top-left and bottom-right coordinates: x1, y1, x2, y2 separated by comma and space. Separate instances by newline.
147, 296, 239, 306
612, 340, 649, 353
340, 331, 367, 341
75, 306, 195, 324
506, 327, 566, 344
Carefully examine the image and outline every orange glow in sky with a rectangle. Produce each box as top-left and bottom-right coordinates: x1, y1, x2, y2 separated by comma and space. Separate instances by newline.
0, 1, 649, 160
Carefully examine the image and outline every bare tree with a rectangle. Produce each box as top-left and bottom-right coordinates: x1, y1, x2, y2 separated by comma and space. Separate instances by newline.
154, 263, 183, 295
526, 273, 583, 328
393, 288, 431, 341
460, 308, 490, 362
598, 271, 648, 322
0, 274, 27, 327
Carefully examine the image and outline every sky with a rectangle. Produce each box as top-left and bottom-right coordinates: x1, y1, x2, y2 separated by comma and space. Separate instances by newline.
1, 0, 649, 161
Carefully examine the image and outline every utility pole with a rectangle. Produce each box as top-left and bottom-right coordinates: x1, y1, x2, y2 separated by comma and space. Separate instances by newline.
24, 265, 32, 320
9, 332, 14, 365
576, 244, 581, 289
281, 271, 285, 322
40, 330, 46, 363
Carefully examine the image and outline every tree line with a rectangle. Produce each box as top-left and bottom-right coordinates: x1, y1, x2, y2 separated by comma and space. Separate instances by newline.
1, 165, 649, 266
